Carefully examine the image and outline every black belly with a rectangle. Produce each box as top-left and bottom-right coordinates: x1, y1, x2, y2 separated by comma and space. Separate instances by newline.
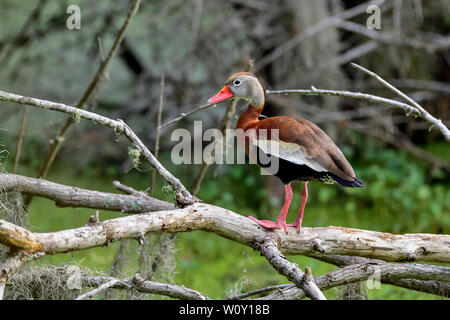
255, 147, 332, 185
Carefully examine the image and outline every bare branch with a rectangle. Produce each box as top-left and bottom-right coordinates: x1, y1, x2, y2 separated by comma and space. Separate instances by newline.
0, 221, 42, 253
0, 173, 175, 213
351, 63, 450, 141
228, 284, 291, 300
190, 96, 238, 195
159, 102, 217, 129
387, 79, 450, 94
12, 107, 27, 173
33, 0, 143, 186
151, 75, 165, 196
112, 180, 153, 199
0, 90, 198, 205
82, 274, 211, 300
267, 74, 450, 142
76, 279, 121, 300
266, 88, 419, 116
190, 59, 254, 195
254, 238, 326, 300
314, 254, 450, 298
0, 202, 448, 263
260, 261, 450, 300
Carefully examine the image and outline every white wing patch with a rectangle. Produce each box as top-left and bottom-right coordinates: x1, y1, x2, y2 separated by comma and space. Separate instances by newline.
252, 137, 328, 172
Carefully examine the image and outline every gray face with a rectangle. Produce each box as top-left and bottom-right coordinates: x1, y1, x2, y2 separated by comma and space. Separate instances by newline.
227, 75, 253, 100
226, 74, 265, 107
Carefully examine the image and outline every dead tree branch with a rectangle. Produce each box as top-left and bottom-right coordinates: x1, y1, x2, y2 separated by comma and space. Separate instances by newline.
0, 173, 175, 213
159, 102, 217, 129
76, 278, 121, 300
0, 175, 448, 299
32, 0, 142, 192
151, 75, 165, 196
82, 274, 211, 300
260, 261, 450, 300
12, 107, 27, 174
0, 201, 448, 263
350, 63, 450, 141
253, 237, 326, 300
314, 254, 450, 298
0, 90, 198, 205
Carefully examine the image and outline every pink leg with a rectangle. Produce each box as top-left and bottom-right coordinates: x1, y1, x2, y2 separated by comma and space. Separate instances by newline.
288, 182, 308, 233
248, 184, 293, 233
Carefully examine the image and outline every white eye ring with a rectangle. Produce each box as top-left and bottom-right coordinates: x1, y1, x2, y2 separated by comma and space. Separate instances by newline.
233, 79, 241, 86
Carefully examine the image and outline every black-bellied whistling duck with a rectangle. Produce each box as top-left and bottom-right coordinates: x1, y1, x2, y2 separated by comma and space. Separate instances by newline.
208, 72, 364, 233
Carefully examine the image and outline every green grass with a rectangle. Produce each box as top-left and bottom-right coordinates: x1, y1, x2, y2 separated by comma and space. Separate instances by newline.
16, 164, 445, 300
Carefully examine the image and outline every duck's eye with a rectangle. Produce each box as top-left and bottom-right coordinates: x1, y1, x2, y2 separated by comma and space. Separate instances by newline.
233, 79, 241, 86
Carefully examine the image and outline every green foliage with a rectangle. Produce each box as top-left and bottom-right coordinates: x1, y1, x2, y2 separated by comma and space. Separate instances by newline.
128, 144, 141, 169
347, 142, 450, 234
70, 111, 81, 124
161, 184, 177, 204
197, 164, 267, 213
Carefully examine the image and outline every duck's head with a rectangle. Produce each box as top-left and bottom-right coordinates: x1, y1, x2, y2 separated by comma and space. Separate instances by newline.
208, 72, 265, 108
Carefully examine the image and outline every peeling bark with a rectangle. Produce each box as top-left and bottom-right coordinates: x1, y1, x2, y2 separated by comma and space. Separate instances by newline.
0, 202, 448, 263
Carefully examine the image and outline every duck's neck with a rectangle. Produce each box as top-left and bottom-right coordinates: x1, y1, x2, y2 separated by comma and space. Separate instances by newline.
236, 104, 264, 131
236, 81, 265, 130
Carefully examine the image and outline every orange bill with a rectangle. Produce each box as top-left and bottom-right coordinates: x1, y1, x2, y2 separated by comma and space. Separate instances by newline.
208, 85, 234, 103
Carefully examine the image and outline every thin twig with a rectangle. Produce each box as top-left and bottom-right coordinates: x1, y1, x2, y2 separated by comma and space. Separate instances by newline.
27, 0, 142, 209
190, 59, 254, 194
12, 107, 28, 173
1, 174, 174, 213
151, 75, 165, 196
112, 180, 153, 200
261, 260, 450, 300
159, 102, 217, 129
312, 254, 450, 298
350, 62, 450, 141
228, 284, 292, 300
267, 88, 418, 115
82, 274, 211, 300
267, 94, 450, 171
190, 98, 238, 195
255, 238, 326, 300
0, 92, 198, 205
76, 279, 121, 300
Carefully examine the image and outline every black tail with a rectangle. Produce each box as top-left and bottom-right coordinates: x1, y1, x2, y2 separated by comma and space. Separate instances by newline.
330, 173, 365, 188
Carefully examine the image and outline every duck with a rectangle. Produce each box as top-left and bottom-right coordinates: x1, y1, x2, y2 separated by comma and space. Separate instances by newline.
208, 72, 364, 233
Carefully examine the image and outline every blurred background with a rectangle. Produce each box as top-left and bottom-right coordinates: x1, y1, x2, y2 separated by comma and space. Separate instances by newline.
0, 0, 449, 299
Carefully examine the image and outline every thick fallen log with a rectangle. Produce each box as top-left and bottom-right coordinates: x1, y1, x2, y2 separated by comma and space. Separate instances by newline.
0, 202, 448, 263
0, 173, 175, 213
